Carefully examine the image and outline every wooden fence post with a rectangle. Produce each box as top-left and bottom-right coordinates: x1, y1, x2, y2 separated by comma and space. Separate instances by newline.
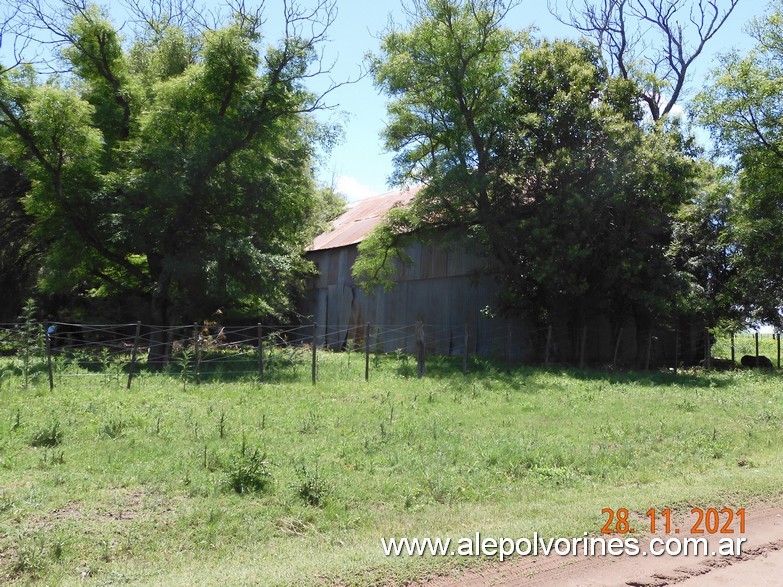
365, 322, 370, 382
544, 325, 552, 368
705, 327, 711, 369
416, 321, 425, 378
257, 324, 264, 382
127, 321, 141, 390
674, 329, 679, 375
579, 326, 587, 369
777, 333, 781, 370
612, 328, 623, 369
731, 331, 735, 365
311, 322, 317, 385
44, 320, 54, 391
463, 322, 468, 376
755, 331, 760, 364
645, 330, 653, 371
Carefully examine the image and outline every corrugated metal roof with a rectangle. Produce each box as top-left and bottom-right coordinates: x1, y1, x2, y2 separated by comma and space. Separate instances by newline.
309, 186, 420, 252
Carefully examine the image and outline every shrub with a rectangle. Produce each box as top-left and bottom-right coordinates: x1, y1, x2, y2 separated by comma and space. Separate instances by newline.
293, 461, 329, 507
226, 446, 272, 495
30, 422, 62, 448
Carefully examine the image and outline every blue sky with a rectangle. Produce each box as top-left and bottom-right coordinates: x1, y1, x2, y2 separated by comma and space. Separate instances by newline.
0, 0, 764, 200
309, 0, 762, 200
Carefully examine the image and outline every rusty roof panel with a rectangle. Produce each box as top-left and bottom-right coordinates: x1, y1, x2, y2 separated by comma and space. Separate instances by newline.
309, 187, 420, 252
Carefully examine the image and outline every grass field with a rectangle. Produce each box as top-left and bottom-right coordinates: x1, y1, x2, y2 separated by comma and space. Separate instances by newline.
1, 352, 782, 585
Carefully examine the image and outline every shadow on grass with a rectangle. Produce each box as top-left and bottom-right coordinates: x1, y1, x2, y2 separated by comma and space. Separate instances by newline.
416, 354, 772, 389
3, 349, 778, 389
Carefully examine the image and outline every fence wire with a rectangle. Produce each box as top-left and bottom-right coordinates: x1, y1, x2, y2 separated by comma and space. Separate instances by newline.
0, 321, 779, 389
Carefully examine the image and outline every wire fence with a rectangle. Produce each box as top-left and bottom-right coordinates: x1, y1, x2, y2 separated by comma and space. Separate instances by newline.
0, 320, 780, 389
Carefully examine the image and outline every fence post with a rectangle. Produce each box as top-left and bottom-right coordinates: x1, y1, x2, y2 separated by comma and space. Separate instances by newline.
544, 325, 552, 368
193, 323, 201, 384
755, 331, 760, 364
416, 321, 425, 378
645, 330, 653, 371
127, 321, 141, 390
44, 320, 54, 391
731, 331, 735, 365
257, 323, 264, 382
23, 320, 30, 389
612, 328, 623, 369
365, 322, 370, 382
705, 327, 711, 369
674, 329, 679, 375
311, 322, 317, 385
463, 322, 468, 376
777, 333, 781, 370
579, 326, 587, 369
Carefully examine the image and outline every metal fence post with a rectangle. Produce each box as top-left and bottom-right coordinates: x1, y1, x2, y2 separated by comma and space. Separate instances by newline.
44, 320, 54, 391
193, 323, 201, 384
365, 322, 370, 382
311, 322, 317, 385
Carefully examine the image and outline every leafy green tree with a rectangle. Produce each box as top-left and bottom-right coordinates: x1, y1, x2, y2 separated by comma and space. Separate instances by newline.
696, 2, 783, 327
669, 162, 738, 328
493, 41, 698, 333
0, 1, 339, 335
360, 0, 699, 354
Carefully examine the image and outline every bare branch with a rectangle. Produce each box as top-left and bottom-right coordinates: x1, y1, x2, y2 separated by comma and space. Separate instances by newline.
550, 0, 740, 120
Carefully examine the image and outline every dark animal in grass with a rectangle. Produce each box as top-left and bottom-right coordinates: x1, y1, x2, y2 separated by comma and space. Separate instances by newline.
740, 355, 774, 369
700, 358, 736, 371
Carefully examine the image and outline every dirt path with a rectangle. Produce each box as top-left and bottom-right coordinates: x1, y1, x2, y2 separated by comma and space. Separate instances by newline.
420, 508, 783, 586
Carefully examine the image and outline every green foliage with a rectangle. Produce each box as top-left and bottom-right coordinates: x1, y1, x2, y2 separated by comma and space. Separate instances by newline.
226, 444, 272, 495
696, 2, 783, 327
365, 2, 699, 332
0, 1, 337, 325
669, 163, 739, 328
494, 41, 698, 323
353, 206, 415, 290
29, 421, 63, 447
293, 460, 329, 507
0, 161, 37, 320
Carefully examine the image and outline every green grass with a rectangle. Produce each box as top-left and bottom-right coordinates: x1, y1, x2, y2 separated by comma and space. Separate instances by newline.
713, 331, 781, 364
0, 352, 782, 585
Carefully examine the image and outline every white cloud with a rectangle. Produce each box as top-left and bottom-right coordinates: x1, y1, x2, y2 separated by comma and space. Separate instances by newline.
335, 176, 379, 202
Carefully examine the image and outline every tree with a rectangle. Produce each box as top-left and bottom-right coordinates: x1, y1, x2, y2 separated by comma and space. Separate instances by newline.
696, 1, 783, 327
550, 0, 741, 120
0, 0, 340, 332
493, 41, 698, 333
0, 159, 40, 320
359, 0, 521, 289
669, 162, 738, 328
361, 0, 699, 355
